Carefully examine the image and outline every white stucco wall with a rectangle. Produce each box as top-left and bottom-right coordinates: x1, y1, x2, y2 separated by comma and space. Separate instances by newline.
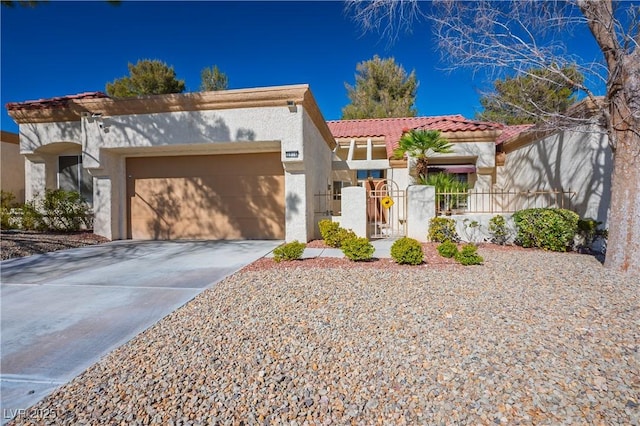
302, 107, 333, 241
498, 125, 612, 227
20, 122, 82, 153
19, 102, 333, 241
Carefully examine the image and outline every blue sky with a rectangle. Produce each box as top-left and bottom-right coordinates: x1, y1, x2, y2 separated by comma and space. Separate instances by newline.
1, 1, 605, 134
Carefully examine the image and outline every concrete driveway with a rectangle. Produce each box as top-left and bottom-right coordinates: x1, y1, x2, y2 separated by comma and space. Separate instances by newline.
0, 239, 280, 423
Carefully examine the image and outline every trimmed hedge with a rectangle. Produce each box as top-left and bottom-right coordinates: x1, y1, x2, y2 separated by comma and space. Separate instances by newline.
512, 208, 579, 252
318, 219, 356, 248
437, 240, 459, 258
341, 237, 375, 261
455, 244, 484, 266
273, 240, 306, 262
391, 237, 424, 265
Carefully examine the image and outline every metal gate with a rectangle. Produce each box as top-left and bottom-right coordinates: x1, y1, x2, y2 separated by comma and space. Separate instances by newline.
365, 178, 406, 239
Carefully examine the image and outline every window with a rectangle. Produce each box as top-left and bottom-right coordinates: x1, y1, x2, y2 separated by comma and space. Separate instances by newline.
332, 181, 344, 201
356, 169, 385, 180
58, 155, 93, 205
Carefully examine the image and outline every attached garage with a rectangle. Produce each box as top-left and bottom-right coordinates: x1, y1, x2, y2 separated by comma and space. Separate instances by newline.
126, 152, 285, 240
9, 85, 336, 242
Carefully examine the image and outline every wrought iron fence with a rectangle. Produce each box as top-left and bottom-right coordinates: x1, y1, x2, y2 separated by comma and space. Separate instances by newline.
435, 189, 577, 215
314, 191, 338, 215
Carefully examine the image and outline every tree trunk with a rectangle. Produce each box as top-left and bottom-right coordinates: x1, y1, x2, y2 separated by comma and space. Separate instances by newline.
605, 129, 640, 274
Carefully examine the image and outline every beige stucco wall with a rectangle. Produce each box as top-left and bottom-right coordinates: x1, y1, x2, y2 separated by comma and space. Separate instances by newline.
497, 125, 612, 227
17, 96, 333, 242
1, 131, 25, 203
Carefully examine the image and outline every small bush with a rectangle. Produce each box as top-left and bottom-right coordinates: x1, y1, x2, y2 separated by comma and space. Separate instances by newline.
391, 237, 424, 265
437, 240, 459, 258
273, 240, 306, 262
40, 189, 92, 231
341, 236, 375, 261
455, 244, 484, 266
1, 190, 16, 229
428, 217, 460, 243
488, 215, 509, 245
512, 208, 579, 252
20, 202, 44, 230
318, 219, 357, 248
318, 219, 340, 242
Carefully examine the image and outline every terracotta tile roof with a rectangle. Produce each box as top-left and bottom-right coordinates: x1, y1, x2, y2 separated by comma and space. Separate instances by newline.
327, 115, 503, 157
5, 92, 108, 111
495, 124, 534, 145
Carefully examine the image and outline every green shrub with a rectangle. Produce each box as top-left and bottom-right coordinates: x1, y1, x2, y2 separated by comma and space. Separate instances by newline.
273, 240, 306, 262
318, 219, 340, 242
391, 237, 424, 265
318, 219, 357, 248
20, 202, 44, 230
428, 217, 460, 243
437, 240, 459, 258
1, 190, 16, 229
40, 189, 92, 231
488, 215, 509, 245
341, 236, 375, 261
512, 208, 579, 252
455, 244, 484, 266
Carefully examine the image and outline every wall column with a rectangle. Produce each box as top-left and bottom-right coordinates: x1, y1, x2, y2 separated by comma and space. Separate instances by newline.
340, 186, 368, 238
407, 185, 435, 242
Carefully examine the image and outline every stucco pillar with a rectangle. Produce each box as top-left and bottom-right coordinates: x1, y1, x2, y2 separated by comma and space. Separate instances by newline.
407, 185, 435, 242
340, 186, 368, 238
284, 168, 308, 242
23, 155, 47, 201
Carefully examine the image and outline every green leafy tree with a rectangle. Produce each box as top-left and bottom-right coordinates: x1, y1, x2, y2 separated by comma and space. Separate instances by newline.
342, 55, 418, 119
477, 66, 585, 125
394, 129, 453, 179
106, 59, 185, 98
200, 65, 228, 91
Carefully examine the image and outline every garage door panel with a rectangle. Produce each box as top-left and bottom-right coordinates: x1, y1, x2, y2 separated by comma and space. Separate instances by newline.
127, 153, 285, 240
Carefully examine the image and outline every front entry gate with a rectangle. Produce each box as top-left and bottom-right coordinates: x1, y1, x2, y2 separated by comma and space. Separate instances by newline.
365, 178, 406, 239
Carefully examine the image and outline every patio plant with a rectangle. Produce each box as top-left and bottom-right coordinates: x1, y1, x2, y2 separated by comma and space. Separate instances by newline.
420, 172, 469, 212
273, 240, 306, 262
437, 240, 459, 258
428, 217, 460, 243
393, 129, 453, 180
390, 237, 424, 265
512, 208, 579, 252
455, 244, 484, 266
341, 236, 375, 261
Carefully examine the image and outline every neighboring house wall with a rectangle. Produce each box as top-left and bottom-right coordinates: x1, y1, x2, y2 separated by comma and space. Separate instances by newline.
0, 130, 25, 203
498, 124, 612, 227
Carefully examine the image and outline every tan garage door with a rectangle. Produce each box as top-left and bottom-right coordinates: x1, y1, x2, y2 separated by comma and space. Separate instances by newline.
127, 153, 285, 240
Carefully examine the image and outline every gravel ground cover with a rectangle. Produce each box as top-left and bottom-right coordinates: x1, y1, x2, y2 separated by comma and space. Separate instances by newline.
0, 230, 110, 260
9, 247, 639, 425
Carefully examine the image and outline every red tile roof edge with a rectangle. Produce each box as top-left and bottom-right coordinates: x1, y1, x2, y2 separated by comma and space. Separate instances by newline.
495, 124, 534, 145
6, 92, 109, 110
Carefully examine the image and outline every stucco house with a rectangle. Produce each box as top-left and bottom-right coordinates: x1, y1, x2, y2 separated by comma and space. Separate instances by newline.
1, 130, 25, 203
6, 85, 335, 242
7, 85, 612, 242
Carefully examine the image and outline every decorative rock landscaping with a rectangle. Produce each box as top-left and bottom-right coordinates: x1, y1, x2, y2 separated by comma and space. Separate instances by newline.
8, 248, 640, 425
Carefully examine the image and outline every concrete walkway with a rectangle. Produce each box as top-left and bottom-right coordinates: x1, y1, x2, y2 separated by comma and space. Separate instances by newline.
0, 240, 280, 424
